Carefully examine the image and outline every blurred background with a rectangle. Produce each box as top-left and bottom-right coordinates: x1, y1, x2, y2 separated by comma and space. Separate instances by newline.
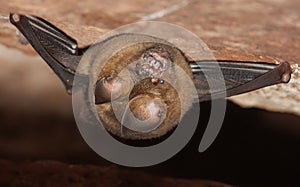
0, 0, 300, 186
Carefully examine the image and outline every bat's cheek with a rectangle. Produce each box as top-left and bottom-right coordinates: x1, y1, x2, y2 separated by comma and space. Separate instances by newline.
121, 95, 166, 133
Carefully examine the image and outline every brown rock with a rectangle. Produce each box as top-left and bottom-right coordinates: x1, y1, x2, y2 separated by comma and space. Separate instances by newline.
0, 159, 233, 187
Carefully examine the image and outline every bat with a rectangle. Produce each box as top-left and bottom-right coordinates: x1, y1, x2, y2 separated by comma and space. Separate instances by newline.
9, 13, 292, 140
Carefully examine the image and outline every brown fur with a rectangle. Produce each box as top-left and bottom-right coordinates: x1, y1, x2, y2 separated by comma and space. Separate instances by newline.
92, 34, 195, 139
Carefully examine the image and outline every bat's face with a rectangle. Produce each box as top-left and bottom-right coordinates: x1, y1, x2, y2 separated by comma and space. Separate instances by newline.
90, 34, 196, 139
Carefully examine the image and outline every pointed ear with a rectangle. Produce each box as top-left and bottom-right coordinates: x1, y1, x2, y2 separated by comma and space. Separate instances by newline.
9, 13, 84, 93
190, 60, 292, 101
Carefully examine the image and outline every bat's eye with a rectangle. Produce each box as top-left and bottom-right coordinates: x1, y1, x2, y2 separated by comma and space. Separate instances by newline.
121, 95, 166, 133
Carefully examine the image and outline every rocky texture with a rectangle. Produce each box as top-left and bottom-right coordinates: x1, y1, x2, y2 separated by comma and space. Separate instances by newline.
0, 159, 233, 187
0, 0, 300, 186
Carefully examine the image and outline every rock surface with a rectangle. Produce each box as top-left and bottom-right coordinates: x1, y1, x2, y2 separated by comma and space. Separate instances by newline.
0, 159, 233, 187
0, 0, 300, 186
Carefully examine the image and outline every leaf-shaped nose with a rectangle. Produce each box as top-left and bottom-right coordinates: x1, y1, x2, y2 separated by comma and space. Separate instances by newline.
121, 95, 166, 133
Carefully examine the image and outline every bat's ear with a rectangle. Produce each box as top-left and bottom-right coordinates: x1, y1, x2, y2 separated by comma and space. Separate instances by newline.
9, 13, 83, 93
120, 95, 166, 136
191, 60, 292, 101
